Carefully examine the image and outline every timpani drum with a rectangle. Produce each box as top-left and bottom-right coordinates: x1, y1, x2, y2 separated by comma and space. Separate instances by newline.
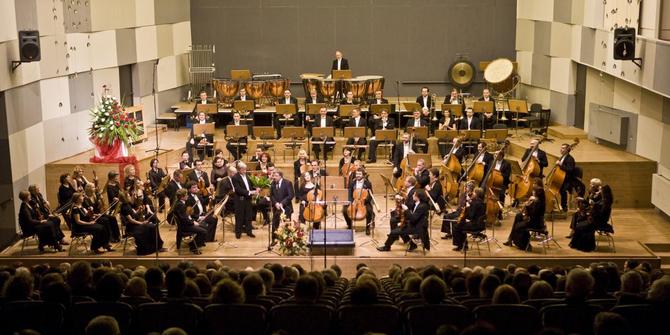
484, 58, 519, 95
244, 81, 267, 101
300, 73, 323, 97
344, 78, 369, 102
318, 79, 337, 99
267, 79, 290, 100
212, 79, 239, 105
357, 75, 385, 100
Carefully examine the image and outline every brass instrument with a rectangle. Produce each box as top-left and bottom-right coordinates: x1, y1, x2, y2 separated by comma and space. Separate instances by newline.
430, 93, 438, 121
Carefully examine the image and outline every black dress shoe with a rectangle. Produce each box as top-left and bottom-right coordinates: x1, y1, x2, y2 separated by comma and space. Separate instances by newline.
376, 246, 391, 252
191, 249, 202, 255
235, 233, 241, 239
366, 159, 376, 163
441, 234, 452, 240
452, 246, 463, 251
365, 226, 370, 235
408, 242, 418, 251
247, 233, 256, 238
503, 240, 513, 247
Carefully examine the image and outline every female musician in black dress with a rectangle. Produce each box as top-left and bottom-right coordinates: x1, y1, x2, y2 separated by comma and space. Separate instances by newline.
293, 149, 309, 198
18, 191, 64, 252
569, 198, 596, 252
124, 165, 138, 191
503, 186, 546, 251
83, 184, 120, 243
210, 156, 228, 192
57, 173, 75, 213
437, 110, 458, 158
104, 171, 121, 206
148, 158, 167, 211
119, 190, 164, 256
28, 184, 67, 246
70, 192, 113, 254
298, 171, 323, 229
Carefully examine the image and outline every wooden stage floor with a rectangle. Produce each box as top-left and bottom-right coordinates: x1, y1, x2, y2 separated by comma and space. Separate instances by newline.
26, 125, 665, 276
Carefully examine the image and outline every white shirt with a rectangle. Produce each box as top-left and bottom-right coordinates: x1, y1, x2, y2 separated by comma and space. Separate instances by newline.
451, 146, 459, 154
451, 98, 459, 104
353, 117, 361, 126
240, 95, 247, 101
495, 160, 503, 171
376, 99, 382, 104
413, 118, 421, 127
191, 194, 203, 213
176, 181, 182, 189
467, 117, 473, 129
234, 121, 240, 126
320, 117, 327, 128
276, 179, 282, 189
477, 152, 486, 164
403, 143, 410, 158
413, 202, 419, 212
284, 98, 291, 104
241, 174, 250, 191
422, 96, 428, 107
355, 180, 365, 189
532, 150, 539, 158
381, 119, 388, 128
337, 59, 342, 70
559, 155, 566, 165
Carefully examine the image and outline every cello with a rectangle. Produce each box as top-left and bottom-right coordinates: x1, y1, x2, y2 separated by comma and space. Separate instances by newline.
464, 142, 491, 185
303, 187, 325, 223
347, 188, 369, 221
544, 138, 580, 212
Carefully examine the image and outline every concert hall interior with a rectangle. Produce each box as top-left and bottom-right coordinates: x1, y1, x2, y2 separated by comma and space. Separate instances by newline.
1, 0, 670, 333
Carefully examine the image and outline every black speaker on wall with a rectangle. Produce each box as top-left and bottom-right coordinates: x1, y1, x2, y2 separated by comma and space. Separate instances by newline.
18, 30, 41, 62
613, 27, 636, 60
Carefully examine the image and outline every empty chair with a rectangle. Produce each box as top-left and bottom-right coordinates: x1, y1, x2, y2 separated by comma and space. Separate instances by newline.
541, 304, 603, 335
203, 304, 266, 335
136, 302, 202, 334
2, 301, 65, 335
70, 301, 133, 335
474, 304, 540, 335
337, 304, 400, 335
405, 304, 471, 335
270, 303, 334, 335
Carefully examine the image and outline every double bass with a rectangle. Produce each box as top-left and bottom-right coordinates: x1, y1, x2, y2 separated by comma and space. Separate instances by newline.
439, 137, 464, 200
480, 142, 509, 226
303, 187, 325, 223
511, 137, 547, 201
544, 138, 580, 212
465, 143, 490, 185
395, 155, 411, 191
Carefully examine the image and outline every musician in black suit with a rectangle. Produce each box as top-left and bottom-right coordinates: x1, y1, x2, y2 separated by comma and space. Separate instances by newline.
444, 88, 464, 105
187, 160, 210, 189
233, 88, 254, 104
443, 137, 466, 163
392, 133, 418, 179
377, 188, 430, 252
173, 189, 207, 254
490, 150, 512, 204
342, 168, 375, 235
413, 159, 430, 188
389, 176, 417, 234
148, 159, 167, 211
186, 112, 214, 161
18, 191, 64, 252
307, 107, 335, 159
367, 90, 390, 130
521, 138, 549, 177
345, 108, 367, 160
233, 88, 256, 136
185, 182, 217, 242
415, 87, 433, 109
452, 187, 486, 251
309, 160, 327, 185
425, 168, 447, 212
275, 89, 300, 137
165, 170, 184, 207
459, 109, 481, 131
231, 162, 258, 239
190, 91, 212, 119
331, 50, 350, 70
225, 112, 248, 161
556, 143, 577, 212
406, 110, 429, 153
366, 109, 395, 163
270, 170, 294, 239
303, 89, 325, 127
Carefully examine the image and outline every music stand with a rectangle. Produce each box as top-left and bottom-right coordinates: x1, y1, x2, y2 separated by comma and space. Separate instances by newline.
343, 127, 366, 139
369, 104, 391, 115
508, 99, 528, 137
276, 104, 297, 127
312, 127, 336, 161
323, 188, 349, 227
307, 103, 326, 115
442, 104, 463, 119
331, 70, 352, 80
281, 127, 306, 161
473, 101, 494, 115
252, 126, 276, 155
403, 102, 421, 112
484, 129, 509, 143
436, 129, 458, 157
379, 174, 396, 221
375, 129, 397, 163
196, 103, 218, 115
408, 126, 428, 153
339, 104, 358, 117
231, 69, 252, 81
193, 123, 216, 158
226, 125, 249, 161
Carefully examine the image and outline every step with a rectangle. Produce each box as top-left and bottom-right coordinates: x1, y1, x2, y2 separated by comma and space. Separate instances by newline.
547, 125, 587, 140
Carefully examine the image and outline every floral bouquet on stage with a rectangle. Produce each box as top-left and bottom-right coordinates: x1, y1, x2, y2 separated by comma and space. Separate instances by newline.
88, 87, 142, 163
249, 173, 272, 204
275, 215, 308, 256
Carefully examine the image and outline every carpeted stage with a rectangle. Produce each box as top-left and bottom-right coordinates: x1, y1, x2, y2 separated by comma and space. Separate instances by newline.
3, 122, 667, 276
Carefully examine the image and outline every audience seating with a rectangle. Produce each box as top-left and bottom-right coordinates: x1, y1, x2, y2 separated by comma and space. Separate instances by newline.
70, 301, 133, 335
540, 304, 603, 335
203, 304, 266, 335
405, 304, 470, 335
337, 304, 400, 335
136, 302, 203, 334
474, 304, 541, 335
270, 303, 334, 335
1, 301, 65, 335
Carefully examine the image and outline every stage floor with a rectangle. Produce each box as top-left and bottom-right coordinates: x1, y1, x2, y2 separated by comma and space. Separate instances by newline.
1, 206, 667, 276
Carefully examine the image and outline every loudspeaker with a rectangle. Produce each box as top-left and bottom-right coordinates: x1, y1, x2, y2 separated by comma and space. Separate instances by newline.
613, 27, 635, 60
18, 30, 40, 62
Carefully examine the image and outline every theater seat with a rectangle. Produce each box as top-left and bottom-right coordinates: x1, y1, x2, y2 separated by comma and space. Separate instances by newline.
405, 304, 470, 335
270, 303, 334, 335
337, 304, 400, 335
203, 304, 266, 335
70, 301, 133, 335
474, 304, 540, 335
2, 301, 65, 335
136, 302, 202, 334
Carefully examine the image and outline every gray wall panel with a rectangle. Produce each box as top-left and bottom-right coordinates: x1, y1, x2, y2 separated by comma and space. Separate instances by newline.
68, 72, 94, 113
191, 0, 517, 96
155, 0, 191, 25
653, 43, 670, 95
5, 82, 42, 135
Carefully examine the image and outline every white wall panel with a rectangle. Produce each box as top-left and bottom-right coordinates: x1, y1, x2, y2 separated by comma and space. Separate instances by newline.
0, 0, 17, 43
583, 0, 605, 29
66, 33, 92, 74
135, 0, 156, 27
135, 25, 158, 62
172, 21, 191, 55
156, 55, 177, 91
8, 129, 28, 183
636, 114, 662, 161
90, 30, 119, 70
516, 50, 533, 85
38, 34, 68, 79
612, 78, 642, 114
550, 57, 576, 95
39, 76, 71, 121
156, 24, 174, 58
90, 0, 137, 32
92, 67, 121, 103
550, 22, 572, 58
36, 0, 65, 36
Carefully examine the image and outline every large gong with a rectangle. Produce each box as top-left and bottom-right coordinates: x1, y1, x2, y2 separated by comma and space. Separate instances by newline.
448, 60, 476, 88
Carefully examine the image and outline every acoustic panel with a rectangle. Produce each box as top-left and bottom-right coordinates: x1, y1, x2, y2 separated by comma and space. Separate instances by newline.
90, 0, 137, 32
4, 81, 42, 135
39, 76, 71, 122
116, 28, 138, 66
0, 0, 17, 43
135, 0, 156, 27
38, 34, 68, 80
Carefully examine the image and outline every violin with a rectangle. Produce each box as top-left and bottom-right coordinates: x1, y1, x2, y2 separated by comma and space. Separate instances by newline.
198, 176, 210, 197
303, 187, 325, 223
347, 188, 369, 221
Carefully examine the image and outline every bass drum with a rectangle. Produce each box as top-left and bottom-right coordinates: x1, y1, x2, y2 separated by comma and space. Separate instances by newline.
357, 75, 385, 101
300, 73, 323, 97
484, 58, 519, 96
